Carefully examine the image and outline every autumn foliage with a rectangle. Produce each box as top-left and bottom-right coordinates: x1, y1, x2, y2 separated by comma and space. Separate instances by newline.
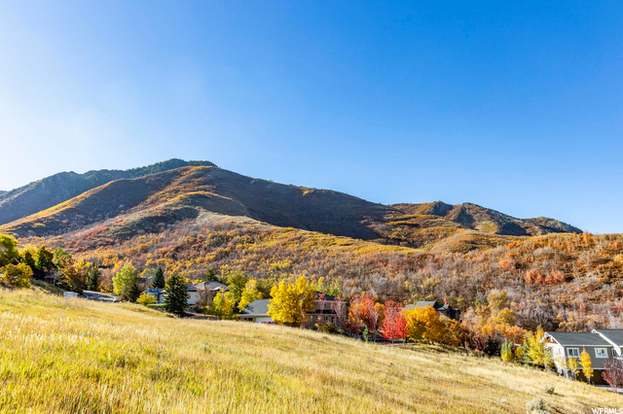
380, 301, 407, 340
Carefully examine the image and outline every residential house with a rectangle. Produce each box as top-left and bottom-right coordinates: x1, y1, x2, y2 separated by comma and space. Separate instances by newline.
193, 281, 228, 306
403, 300, 461, 320
238, 299, 273, 323
544, 331, 620, 385
304, 293, 348, 328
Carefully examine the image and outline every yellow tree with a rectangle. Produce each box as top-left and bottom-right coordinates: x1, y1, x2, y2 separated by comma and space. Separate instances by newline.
567, 357, 579, 379
268, 275, 315, 326
238, 279, 263, 311
211, 290, 235, 319
404, 306, 460, 345
580, 349, 593, 383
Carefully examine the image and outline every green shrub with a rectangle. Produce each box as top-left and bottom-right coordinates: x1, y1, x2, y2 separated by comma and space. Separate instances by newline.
137, 292, 157, 306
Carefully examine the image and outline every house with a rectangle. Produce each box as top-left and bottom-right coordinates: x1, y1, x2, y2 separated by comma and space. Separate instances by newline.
544, 331, 619, 384
238, 299, 273, 323
403, 300, 461, 320
185, 284, 202, 306
193, 281, 228, 306
304, 293, 348, 328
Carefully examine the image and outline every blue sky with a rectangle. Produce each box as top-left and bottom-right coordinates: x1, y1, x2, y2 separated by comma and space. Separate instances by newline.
1, 1, 622, 233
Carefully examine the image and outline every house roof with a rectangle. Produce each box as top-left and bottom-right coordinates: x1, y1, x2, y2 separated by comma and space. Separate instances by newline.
545, 332, 611, 347
240, 299, 270, 316
594, 329, 623, 346
194, 281, 228, 291
404, 301, 441, 311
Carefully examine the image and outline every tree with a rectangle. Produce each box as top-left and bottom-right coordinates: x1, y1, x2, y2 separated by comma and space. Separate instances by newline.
85, 263, 101, 291
35, 246, 55, 279
580, 348, 593, 383
210, 290, 235, 319
500, 341, 514, 363
268, 275, 316, 326
152, 267, 165, 289
348, 293, 380, 335
224, 269, 248, 310
380, 301, 407, 340
238, 279, 263, 311
404, 306, 460, 346
137, 292, 157, 306
0, 234, 19, 266
603, 358, 623, 389
112, 263, 140, 301
567, 357, 579, 379
0, 263, 33, 288
524, 327, 552, 368
58, 259, 92, 293
164, 273, 188, 315
20, 246, 38, 273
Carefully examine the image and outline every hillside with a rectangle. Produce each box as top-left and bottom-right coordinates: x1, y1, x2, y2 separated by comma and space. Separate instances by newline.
0, 289, 618, 413
0, 159, 215, 225
0, 161, 580, 251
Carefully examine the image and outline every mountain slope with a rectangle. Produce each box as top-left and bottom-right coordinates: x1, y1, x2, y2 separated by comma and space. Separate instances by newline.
1, 289, 617, 414
0, 159, 215, 225
0, 161, 580, 249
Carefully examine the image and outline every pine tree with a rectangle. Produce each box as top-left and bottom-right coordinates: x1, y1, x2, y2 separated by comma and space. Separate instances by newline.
165, 274, 188, 315
152, 267, 165, 289
86, 263, 101, 291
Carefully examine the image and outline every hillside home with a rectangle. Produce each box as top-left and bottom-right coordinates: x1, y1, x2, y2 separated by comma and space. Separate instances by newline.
544, 331, 623, 384
403, 300, 461, 320
304, 293, 348, 328
193, 281, 228, 306
238, 299, 273, 323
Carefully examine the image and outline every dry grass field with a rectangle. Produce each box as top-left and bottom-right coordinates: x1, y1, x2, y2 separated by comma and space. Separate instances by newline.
0, 289, 620, 413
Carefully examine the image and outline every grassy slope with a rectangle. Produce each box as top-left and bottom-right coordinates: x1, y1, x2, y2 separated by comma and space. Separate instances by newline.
0, 290, 619, 414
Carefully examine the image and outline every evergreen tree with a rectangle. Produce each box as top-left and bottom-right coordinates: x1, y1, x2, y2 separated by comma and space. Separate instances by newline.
152, 267, 165, 289
86, 263, 101, 291
165, 274, 188, 315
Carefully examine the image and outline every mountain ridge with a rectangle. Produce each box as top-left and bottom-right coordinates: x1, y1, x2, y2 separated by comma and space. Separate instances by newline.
0, 160, 581, 252
0, 159, 216, 225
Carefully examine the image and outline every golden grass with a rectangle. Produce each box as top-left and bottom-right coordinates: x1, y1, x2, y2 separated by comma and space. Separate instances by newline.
0, 289, 620, 413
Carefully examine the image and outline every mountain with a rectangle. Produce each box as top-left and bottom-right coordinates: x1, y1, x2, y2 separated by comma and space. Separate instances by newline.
0, 161, 580, 247
0, 159, 215, 225
2, 160, 617, 333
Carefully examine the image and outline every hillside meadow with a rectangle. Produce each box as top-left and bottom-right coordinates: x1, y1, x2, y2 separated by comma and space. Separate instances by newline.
0, 289, 620, 413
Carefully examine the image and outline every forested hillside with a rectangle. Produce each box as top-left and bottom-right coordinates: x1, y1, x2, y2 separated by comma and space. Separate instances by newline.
1, 160, 615, 334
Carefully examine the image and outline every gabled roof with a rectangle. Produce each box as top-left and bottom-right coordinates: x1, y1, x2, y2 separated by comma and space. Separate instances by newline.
594, 329, 623, 346
240, 299, 270, 316
545, 332, 611, 347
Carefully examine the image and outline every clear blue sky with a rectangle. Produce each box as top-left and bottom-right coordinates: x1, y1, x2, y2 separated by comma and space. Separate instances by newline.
1, 1, 622, 233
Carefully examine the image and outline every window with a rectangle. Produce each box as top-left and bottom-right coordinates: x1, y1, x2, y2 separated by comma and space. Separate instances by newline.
566, 347, 580, 358
595, 348, 608, 358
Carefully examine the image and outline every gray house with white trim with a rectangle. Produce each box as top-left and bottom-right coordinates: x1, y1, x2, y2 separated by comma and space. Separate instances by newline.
545, 330, 623, 384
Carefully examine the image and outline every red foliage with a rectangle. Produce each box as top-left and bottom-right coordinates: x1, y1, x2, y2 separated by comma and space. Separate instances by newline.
347, 293, 379, 334
380, 300, 407, 340
603, 358, 623, 389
